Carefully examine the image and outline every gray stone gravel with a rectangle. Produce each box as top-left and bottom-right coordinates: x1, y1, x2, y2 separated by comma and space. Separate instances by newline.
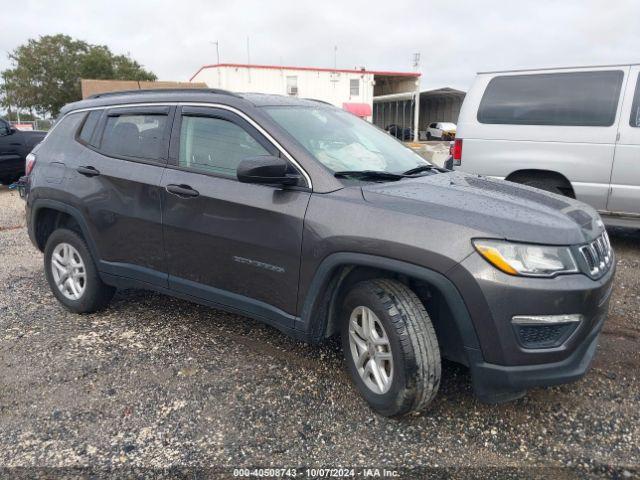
0, 186, 638, 478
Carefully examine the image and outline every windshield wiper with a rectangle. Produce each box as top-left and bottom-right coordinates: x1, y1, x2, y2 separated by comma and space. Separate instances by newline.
334, 170, 405, 181
402, 164, 447, 175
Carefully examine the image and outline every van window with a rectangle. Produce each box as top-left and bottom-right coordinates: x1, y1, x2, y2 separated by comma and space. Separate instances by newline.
178, 116, 270, 177
631, 74, 640, 128
100, 114, 167, 160
478, 71, 624, 126
78, 110, 102, 146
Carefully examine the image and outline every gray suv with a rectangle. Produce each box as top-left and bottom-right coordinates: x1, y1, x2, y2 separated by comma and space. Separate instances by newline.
23, 89, 615, 416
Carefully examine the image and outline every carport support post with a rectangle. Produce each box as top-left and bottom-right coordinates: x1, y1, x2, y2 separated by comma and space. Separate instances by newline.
413, 82, 420, 142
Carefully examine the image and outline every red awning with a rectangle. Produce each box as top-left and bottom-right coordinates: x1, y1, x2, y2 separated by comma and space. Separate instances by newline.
342, 102, 372, 117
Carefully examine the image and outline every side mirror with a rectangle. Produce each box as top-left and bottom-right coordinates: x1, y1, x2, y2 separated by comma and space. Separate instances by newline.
0, 124, 10, 136
237, 155, 300, 186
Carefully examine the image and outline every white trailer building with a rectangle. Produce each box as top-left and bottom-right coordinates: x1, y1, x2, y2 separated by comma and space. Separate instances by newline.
190, 63, 421, 135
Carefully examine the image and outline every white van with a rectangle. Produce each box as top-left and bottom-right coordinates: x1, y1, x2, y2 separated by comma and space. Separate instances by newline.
454, 64, 640, 228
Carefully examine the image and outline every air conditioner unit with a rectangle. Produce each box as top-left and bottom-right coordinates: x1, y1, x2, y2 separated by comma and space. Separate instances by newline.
287, 86, 298, 96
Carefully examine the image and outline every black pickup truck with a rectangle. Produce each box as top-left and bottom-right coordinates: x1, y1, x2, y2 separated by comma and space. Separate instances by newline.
0, 118, 47, 184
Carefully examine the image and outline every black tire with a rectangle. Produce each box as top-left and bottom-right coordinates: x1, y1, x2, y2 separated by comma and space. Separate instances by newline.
1, 174, 21, 185
522, 179, 565, 196
340, 279, 441, 416
44, 228, 115, 313
426, 132, 432, 141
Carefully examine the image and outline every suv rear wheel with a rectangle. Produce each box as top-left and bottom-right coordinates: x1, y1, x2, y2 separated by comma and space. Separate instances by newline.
44, 229, 115, 313
340, 279, 441, 416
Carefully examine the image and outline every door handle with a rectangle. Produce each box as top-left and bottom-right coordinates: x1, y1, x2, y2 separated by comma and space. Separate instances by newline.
166, 184, 200, 198
77, 165, 100, 177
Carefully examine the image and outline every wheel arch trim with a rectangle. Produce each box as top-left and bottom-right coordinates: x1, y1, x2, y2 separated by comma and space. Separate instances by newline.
30, 199, 99, 259
298, 252, 480, 351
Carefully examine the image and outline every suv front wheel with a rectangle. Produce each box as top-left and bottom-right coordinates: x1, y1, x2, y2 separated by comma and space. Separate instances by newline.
341, 279, 441, 416
44, 229, 115, 313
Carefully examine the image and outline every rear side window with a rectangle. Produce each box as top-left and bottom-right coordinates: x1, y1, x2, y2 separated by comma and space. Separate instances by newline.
100, 113, 167, 160
178, 116, 270, 177
478, 70, 624, 126
78, 110, 102, 145
630, 73, 640, 128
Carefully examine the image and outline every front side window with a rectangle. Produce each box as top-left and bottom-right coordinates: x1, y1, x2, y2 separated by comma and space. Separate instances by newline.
350, 79, 360, 96
264, 106, 428, 174
478, 70, 624, 126
178, 116, 269, 177
630, 73, 640, 128
0, 119, 10, 136
101, 113, 167, 160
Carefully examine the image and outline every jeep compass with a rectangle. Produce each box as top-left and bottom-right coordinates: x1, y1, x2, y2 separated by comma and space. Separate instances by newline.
22, 89, 615, 416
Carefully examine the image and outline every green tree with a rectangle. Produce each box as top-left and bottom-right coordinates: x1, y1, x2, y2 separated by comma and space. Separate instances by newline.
1, 34, 156, 117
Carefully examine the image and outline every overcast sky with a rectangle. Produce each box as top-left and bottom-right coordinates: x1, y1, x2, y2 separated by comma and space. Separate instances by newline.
1, 0, 639, 91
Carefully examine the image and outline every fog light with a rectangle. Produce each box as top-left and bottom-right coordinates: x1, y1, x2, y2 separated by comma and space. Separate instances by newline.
512, 314, 583, 325
511, 314, 582, 349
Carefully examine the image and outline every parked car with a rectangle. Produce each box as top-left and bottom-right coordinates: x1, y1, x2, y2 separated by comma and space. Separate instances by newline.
385, 124, 414, 141
23, 89, 614, 416
426, 122, 456, 140
0, 118, 46, 184
454, 64, 640, 229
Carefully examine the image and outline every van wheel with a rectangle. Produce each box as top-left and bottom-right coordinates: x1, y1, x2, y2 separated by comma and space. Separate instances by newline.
340, 279, 441, 416
523, 179, 565, 196
44, 228, 115, 313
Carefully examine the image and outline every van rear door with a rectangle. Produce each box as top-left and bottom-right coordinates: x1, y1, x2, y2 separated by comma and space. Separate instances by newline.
607, 66, 640, 216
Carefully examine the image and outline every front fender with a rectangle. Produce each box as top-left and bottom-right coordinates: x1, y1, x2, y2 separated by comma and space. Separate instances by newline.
297, 252, 481, 355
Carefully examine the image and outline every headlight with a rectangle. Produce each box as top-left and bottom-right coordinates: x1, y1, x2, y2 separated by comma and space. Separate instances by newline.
473, 239, 578, 277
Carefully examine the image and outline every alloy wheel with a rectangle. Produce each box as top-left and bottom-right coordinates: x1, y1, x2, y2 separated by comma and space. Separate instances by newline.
348, 306, 394, 394
50, 242, 86, 301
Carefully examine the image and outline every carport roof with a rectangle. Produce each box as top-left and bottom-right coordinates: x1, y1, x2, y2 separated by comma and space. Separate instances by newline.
373, 87, 466, 103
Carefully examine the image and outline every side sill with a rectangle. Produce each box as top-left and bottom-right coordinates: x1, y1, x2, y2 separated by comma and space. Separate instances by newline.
99, 272, 308, 342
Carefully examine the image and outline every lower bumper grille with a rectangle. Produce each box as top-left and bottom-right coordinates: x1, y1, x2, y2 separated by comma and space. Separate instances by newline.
514, 323, 578, 349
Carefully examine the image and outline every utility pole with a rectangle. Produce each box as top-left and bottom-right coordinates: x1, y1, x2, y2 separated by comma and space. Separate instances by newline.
412, 53, 421, 142
247, 36, 251, 83
210, 41, 220, 64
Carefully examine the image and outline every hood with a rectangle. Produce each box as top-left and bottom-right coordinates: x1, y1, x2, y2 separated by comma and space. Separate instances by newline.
361, 172, 604, 245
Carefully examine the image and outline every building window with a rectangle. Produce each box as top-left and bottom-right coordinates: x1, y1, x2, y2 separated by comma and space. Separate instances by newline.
350, 79, 360, 96
286, 76, 298, 96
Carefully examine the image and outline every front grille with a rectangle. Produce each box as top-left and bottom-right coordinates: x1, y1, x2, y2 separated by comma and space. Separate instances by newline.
578, 231, 613, 279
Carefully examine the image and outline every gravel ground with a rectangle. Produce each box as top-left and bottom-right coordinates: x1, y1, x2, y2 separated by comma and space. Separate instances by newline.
0, 185, 638, 478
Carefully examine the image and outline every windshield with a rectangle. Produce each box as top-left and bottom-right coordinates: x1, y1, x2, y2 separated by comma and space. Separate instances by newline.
263, 106, 429, 174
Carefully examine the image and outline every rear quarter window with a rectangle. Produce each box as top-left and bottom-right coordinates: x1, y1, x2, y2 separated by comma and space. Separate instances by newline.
77, 110, 102, 146
40, 112, 85, 154
478, 70, 624, 126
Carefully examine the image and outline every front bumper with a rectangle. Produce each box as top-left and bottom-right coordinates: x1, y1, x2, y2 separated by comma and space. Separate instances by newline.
466, 314, 605, 403
446, 250, 615, 402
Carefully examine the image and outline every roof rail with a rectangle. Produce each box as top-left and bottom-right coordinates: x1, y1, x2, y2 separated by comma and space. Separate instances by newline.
88, 88, 240, 99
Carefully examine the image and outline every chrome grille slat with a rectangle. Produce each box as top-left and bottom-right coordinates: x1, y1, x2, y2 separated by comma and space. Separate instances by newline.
578, 231, 613, 278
